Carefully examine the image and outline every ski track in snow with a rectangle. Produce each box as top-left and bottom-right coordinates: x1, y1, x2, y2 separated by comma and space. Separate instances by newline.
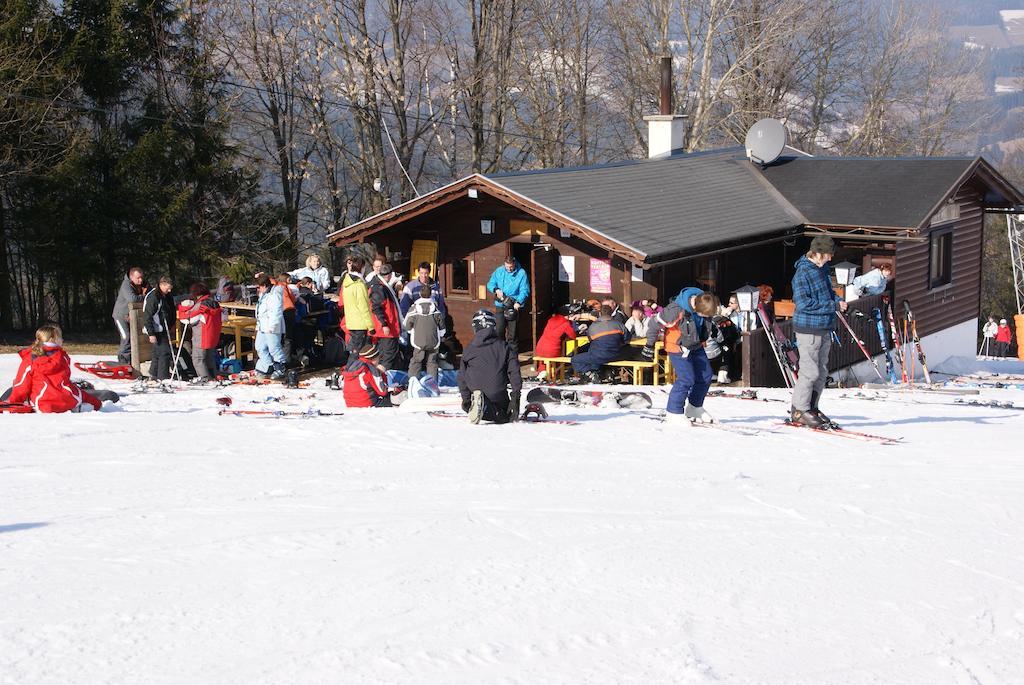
2, 355, 1024, 683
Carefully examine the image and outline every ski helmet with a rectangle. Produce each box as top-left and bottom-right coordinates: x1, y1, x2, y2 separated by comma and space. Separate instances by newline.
471, 309, 497, 331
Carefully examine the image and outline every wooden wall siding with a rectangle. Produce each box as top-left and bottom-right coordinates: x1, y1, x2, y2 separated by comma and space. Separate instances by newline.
346, 196, 658, 349
893, 186, 984, 339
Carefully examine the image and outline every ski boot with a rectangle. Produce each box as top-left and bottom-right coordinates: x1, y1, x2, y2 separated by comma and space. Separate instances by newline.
285, 368, 300, 389
810, 391, 839, 429
468, 390, 485, 425
685, 402, 714, 424
270, 363, 286, 381
789, 407, 824, 429
663, 411, 691, 427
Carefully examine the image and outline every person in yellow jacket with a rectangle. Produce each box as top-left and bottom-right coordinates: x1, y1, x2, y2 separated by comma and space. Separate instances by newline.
339, 255, 373, 352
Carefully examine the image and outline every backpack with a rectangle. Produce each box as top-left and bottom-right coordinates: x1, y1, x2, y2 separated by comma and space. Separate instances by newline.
322, 333, 348, 366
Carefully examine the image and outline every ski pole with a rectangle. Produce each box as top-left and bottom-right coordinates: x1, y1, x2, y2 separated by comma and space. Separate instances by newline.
171, 321, 190, 381
837, 312, 885, 382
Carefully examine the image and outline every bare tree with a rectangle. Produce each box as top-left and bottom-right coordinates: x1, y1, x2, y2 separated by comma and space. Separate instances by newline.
210, 0, 315, 253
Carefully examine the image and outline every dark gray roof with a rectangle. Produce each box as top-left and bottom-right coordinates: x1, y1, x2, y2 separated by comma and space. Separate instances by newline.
758, 156, 976, 229
486, 148, 804, 262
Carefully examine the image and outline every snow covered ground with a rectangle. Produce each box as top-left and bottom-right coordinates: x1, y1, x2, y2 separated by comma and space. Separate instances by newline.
2, 354, 1024, 684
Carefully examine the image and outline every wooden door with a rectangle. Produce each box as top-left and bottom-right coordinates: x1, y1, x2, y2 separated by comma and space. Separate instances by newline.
531, 247, 557, 351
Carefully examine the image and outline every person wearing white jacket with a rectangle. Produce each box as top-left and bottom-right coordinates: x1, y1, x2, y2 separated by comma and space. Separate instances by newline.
848, 263, 892, 300
288, 254, 332, 292
254, 274, 287, 379
981, 315, 999, 358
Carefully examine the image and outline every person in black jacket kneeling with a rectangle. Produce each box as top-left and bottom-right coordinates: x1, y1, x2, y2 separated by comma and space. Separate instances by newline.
457, 309, 523, 424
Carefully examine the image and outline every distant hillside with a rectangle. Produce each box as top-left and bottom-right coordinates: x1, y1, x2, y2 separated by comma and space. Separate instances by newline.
935, 0, 1024, 25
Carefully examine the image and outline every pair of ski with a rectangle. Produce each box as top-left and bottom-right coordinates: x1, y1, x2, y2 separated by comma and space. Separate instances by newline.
757, 303, 799, 388
218, 408, 342, 418
638, 412, 767, 437
865, 297, 932, 386
705, 389, 786, 403
778, 420, 902, 445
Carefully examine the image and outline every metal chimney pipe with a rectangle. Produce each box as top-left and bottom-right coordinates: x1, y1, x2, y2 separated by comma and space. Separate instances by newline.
659, 56, 673, 115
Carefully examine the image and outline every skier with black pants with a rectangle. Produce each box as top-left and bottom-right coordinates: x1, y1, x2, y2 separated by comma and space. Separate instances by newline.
142, 275, 176, 380
790, 236, 848, 428
457, 309, 523, 424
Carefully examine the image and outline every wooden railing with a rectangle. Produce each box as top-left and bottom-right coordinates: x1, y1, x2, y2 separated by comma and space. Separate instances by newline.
741, 293, 888, 388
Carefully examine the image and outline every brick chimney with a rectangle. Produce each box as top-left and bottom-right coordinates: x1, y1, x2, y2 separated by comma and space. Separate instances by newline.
644, 56, 687, 158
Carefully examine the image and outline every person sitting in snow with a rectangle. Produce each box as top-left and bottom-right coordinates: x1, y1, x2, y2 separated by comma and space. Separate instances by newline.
342, 343, 392, 408
6, 325, 108, 413
644, 288, 719, 425
457, 309, 523, 424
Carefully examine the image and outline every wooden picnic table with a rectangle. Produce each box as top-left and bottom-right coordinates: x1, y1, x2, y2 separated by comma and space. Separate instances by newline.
220, 301, 257, 315
222, 315, 257, 361
535, 336, 666, 385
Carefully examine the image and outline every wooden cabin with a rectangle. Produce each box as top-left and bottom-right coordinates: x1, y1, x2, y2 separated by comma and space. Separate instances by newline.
327, 149, 1023, 386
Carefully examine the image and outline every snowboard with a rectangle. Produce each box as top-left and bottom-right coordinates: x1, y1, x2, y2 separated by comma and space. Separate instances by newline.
526, 386, 653, 409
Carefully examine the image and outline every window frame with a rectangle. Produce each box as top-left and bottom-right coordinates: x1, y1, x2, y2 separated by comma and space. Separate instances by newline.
445, 255, 473, 297
928, 227, 954, 290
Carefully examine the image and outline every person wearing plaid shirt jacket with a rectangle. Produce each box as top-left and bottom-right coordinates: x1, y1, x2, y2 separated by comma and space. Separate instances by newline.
790, 236, 848, 428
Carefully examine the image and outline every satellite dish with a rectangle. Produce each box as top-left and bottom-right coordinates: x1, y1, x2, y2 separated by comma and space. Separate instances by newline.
745, 118, 788, 165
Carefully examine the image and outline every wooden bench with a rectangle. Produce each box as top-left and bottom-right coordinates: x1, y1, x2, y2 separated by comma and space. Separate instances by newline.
556, 336, 663, 385
605, 359, 658, 385
533, 356, 573, 382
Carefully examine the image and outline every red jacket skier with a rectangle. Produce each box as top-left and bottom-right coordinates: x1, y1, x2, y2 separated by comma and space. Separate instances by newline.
342, 343, 392, 408
995, 320, 1013, 344
9, 325, 102, 413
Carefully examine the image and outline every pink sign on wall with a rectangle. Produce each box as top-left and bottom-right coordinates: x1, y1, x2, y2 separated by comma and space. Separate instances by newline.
589, 258, 612, 293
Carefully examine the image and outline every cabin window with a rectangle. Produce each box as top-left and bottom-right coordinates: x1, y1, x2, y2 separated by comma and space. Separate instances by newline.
448, 257, 471, 294
929, 228, 953, 289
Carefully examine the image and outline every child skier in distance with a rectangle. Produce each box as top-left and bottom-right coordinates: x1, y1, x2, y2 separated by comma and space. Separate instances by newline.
644, 289, 719, 425
995, 318, 1014, 358
404, 284, 445, 380
342, 343, 392, 408
981, 315, 998, 358
7, 325, 106, 413
458, 309, 523, 424
177, 283, 222, 382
